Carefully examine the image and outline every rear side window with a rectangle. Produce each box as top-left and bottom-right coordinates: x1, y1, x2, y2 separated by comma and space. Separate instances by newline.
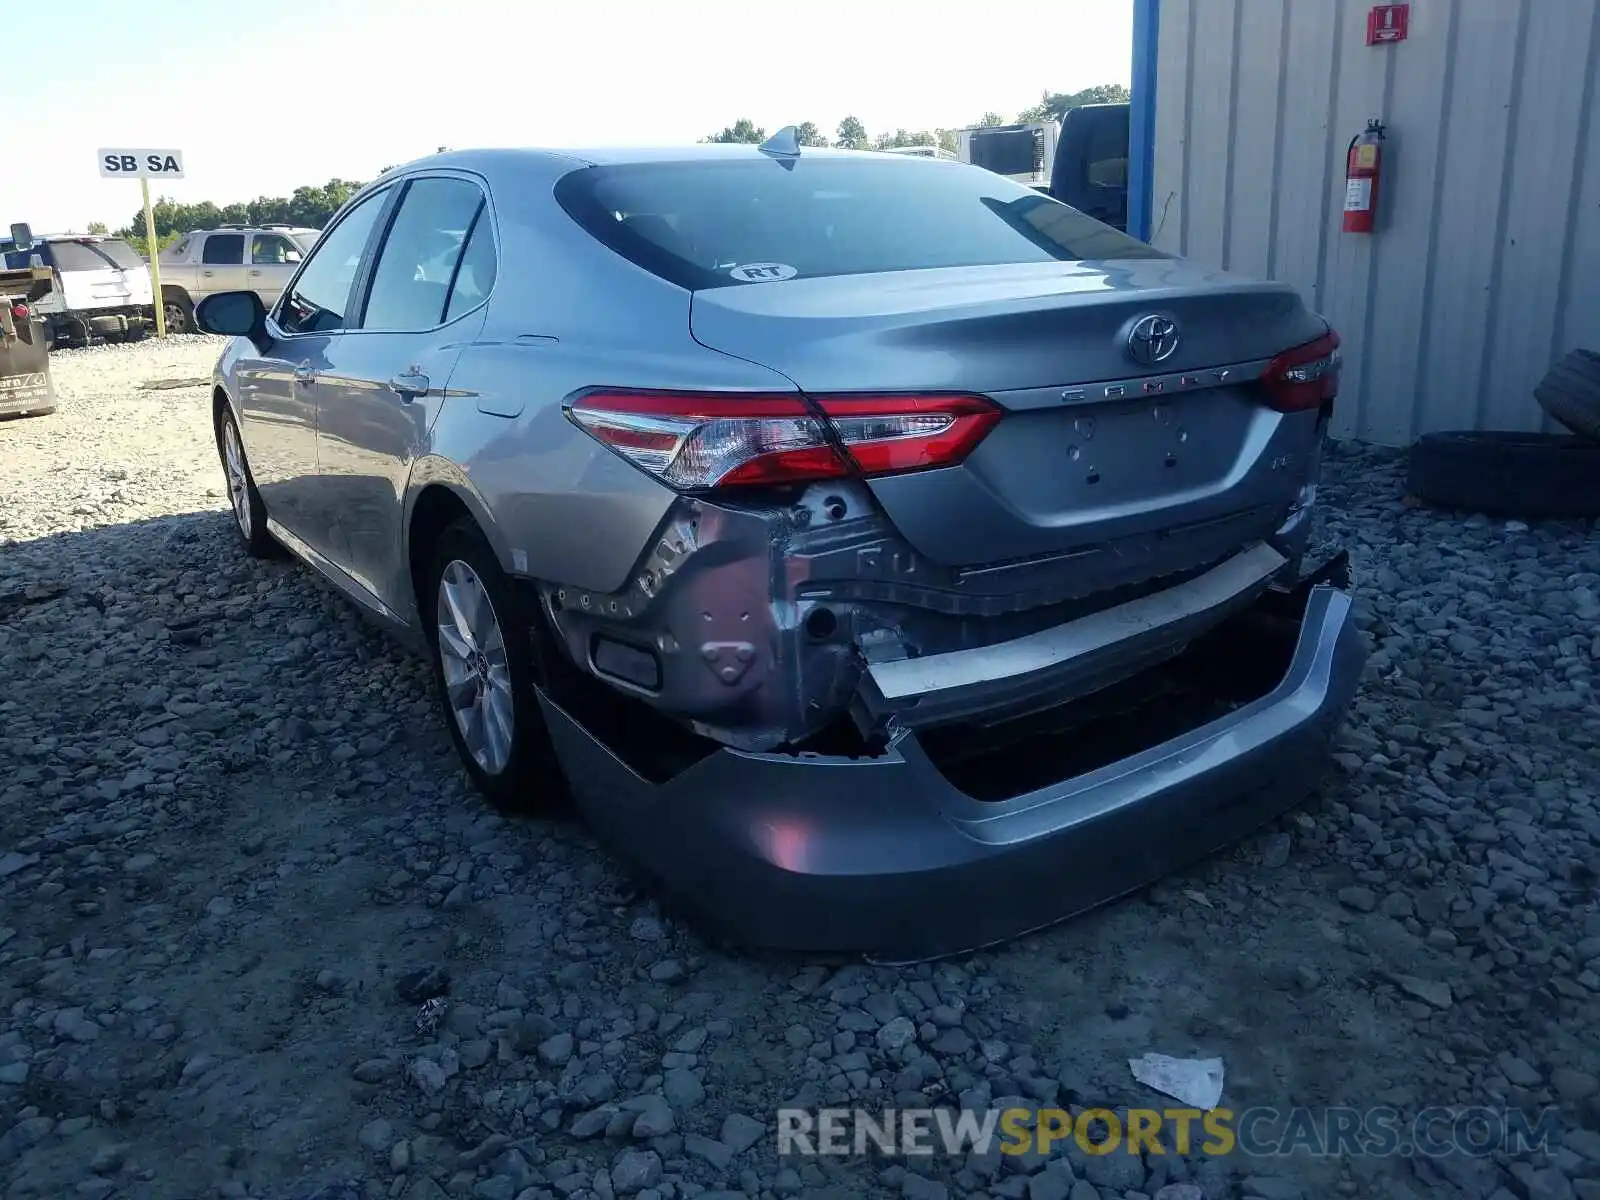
359, 177, 486, 331
202, 234, 245, 265
554, 157, 1168, 290
444, 208, 496, 322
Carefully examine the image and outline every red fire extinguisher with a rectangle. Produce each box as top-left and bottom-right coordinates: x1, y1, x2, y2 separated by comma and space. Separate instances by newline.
1342, 119, 1387, 234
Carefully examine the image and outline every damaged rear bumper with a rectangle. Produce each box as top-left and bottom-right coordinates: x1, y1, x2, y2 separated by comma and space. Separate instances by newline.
854, 541, 1289, 732
537, 554, 1367, 959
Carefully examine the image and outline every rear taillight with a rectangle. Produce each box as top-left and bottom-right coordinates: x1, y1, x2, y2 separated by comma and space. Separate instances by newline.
1261, 330, 1341, 412
9, 304, 27, 320
567, 390, 1001, 490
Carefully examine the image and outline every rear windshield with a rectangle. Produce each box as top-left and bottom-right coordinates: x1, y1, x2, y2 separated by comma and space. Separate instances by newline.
554, 157, 1168, 291
40, 239, 144, 272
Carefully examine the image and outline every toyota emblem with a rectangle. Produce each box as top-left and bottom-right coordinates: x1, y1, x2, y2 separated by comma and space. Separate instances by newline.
1126, 314, 1181, 366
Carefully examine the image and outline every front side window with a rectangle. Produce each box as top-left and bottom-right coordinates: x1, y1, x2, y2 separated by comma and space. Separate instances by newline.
554, 156, 1168, 291
276, 188, 390, 335
202, 234, 245, 265
358, 177, 485, 332
251, 234, 301, 265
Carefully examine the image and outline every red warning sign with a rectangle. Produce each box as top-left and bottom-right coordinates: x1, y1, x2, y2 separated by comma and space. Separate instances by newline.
1366, 3, 1410, 45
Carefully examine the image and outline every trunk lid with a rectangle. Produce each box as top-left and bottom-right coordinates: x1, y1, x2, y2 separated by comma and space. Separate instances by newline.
689, 259, 1327, 568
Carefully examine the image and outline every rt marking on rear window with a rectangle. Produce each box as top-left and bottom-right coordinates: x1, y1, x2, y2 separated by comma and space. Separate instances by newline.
729, 262, 797, 282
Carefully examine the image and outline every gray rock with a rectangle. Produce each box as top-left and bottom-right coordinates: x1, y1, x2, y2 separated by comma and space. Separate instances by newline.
359, 1118, 396, 1152
537, 1032, 575, 1066
1392, 975, 1452, 1009
662, 1068, 704, 1110
1497, 1053, 1542, 1087
611, 1148, 664, 1193
1337, 886, 1377, 912
719, 1113, 765, 1154
877, 1016, 917, 1052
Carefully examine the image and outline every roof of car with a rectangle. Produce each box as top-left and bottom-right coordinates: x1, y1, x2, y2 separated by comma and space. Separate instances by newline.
388, 143, 904, 174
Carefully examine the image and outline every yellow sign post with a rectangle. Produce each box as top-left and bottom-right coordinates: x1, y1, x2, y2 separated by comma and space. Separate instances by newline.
140, 177, 166, 338
97, 147, 186, 339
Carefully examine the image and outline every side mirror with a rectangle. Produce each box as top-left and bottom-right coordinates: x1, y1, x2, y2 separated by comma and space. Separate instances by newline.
195, 290, 268, 343
9, 223, 33, 253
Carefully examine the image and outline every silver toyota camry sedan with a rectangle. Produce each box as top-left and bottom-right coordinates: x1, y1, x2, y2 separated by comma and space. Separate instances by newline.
196, 132, 1365, 959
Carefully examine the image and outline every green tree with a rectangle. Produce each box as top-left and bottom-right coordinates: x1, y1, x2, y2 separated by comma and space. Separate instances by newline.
704, 119, 766, 144
872, 129, 940, 151
835, 116, 869, 150
1016, 83, 1132, 123
117, 176, 367, 243
795, 121, 830, 148
86, 221, 108, 235
977, 112, 1007, 127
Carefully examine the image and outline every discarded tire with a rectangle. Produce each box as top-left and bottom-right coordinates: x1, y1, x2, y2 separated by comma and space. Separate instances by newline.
1535, 348, 1600, 442
1405, 431, 1600, 520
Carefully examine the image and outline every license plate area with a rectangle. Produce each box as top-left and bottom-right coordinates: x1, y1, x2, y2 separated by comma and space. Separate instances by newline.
1052, 391, 1249, 509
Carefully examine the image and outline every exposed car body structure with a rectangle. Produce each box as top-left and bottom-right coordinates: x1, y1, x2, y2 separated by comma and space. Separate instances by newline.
197, 137, 1365, 959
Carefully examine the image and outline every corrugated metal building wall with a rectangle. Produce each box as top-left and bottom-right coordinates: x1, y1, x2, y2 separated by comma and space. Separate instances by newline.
1147, 0, 1600, 445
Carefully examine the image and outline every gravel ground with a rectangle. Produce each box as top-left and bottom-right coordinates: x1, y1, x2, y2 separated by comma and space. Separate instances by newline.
2, 337, 1599, 1200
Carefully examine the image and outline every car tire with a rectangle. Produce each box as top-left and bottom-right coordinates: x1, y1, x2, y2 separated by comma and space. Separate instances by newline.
163, 290, 194, 336
424, 518, 569, 811
214, 406, 279, 556
1534, 348, 1600, 443
1406, 431, 1600, 520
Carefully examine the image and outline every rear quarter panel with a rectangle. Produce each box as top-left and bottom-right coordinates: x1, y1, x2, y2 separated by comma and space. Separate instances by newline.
415, 158, 804, 596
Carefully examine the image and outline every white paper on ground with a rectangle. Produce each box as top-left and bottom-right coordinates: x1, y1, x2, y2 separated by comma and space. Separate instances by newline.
1128, 1052, 1225, 1110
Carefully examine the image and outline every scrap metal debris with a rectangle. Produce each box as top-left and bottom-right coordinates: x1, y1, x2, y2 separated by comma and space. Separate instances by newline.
139, 376, 211, 391
415, 997, 447, 1036
1129, 1052, 1226, 1110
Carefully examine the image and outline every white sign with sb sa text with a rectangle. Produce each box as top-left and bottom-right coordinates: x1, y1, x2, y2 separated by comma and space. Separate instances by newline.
97, 149, 185, 179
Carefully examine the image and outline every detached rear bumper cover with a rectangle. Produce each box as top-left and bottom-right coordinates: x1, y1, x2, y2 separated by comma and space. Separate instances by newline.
539, 573, 1366, 959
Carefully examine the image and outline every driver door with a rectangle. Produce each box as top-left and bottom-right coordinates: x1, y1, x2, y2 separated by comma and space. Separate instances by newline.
232, 187, 395, 555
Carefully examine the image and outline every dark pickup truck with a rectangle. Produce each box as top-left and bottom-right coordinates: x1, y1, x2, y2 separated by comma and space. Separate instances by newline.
1049, 102, 1131, 232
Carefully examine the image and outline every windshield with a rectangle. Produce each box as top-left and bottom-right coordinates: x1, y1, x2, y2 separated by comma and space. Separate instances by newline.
554, 157, 1167, 291
33, 239, 144, 272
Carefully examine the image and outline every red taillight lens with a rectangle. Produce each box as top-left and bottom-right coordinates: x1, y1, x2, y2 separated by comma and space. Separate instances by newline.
1261, 330, 1341, 412
567, 389, 1001, 489
9, 304, 27, 320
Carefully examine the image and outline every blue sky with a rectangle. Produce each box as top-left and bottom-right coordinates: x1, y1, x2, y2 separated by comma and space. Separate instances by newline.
2, 0, 1132, 233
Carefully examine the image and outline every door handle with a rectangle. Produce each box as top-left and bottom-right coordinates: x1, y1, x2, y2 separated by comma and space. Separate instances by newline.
249, 270, 262, 277
293, 363, 315, 385
390, 370, 429, 400
203, 270, 214, 277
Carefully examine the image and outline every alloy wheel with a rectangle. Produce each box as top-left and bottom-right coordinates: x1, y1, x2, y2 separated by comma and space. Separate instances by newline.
221, 419, 252, 539
435, 559, 515, 776
165, 302, 188, 333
